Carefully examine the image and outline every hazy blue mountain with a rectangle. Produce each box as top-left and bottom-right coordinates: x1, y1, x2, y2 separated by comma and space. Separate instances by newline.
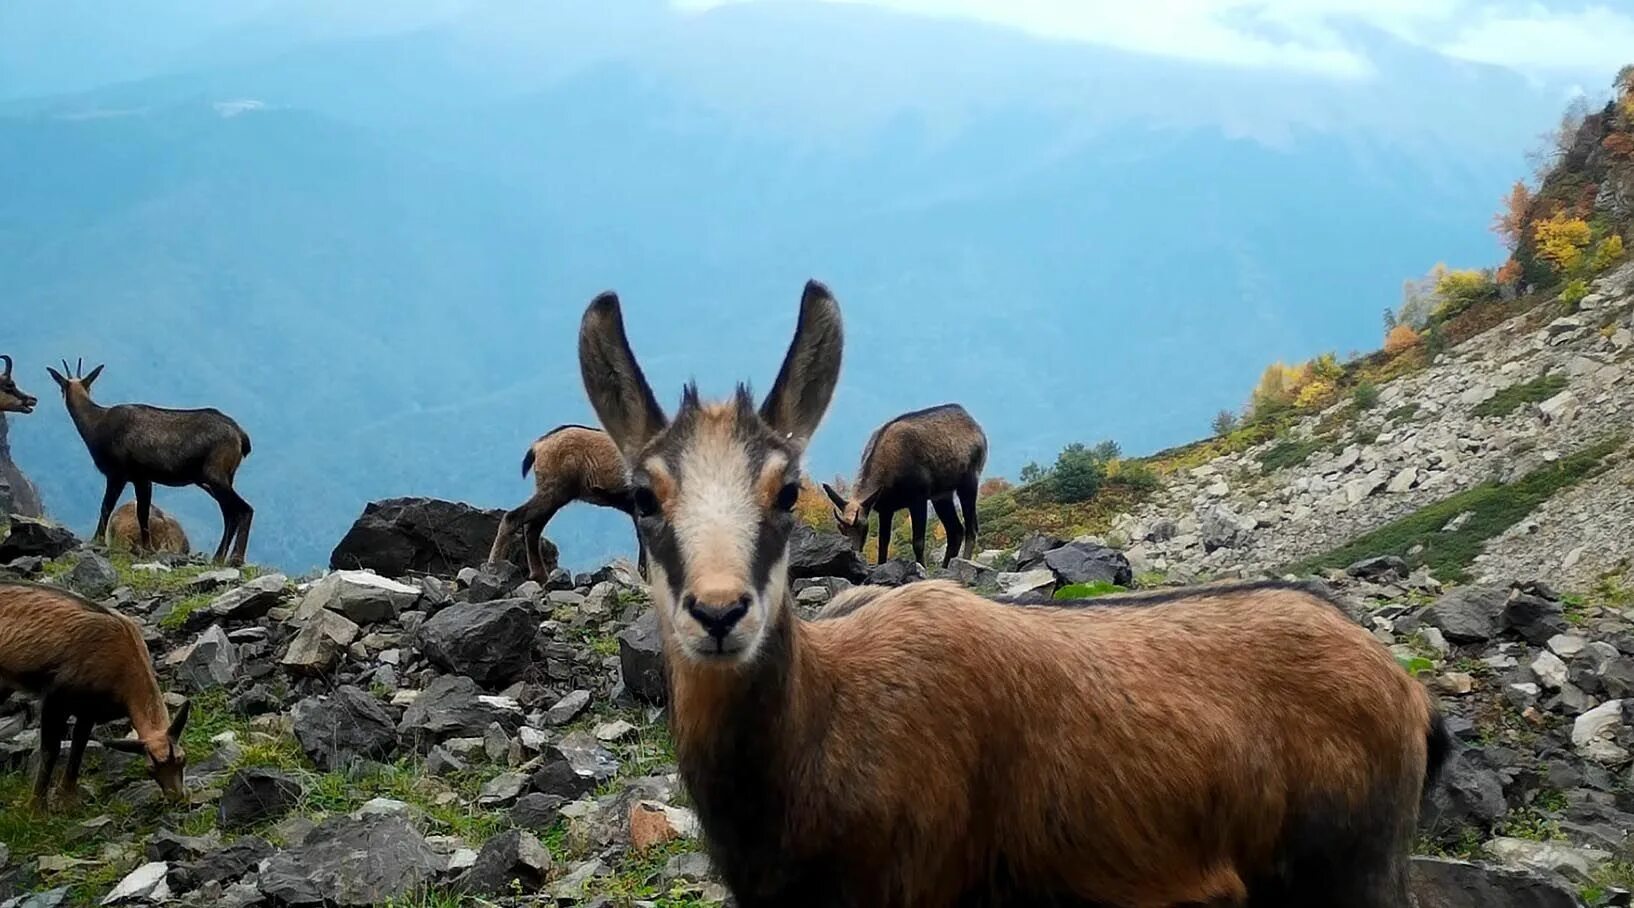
0, 2, 1586, 571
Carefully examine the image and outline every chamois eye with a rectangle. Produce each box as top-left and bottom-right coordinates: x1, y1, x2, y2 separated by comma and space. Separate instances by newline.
633, 487, 661, 519
775, 482, 800, 512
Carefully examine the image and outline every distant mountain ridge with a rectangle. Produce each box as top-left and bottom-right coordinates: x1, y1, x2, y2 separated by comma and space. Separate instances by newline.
0, 3, 1591, 571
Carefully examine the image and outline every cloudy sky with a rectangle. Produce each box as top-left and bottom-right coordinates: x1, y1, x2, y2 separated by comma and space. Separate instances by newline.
675, 0, 1634, 81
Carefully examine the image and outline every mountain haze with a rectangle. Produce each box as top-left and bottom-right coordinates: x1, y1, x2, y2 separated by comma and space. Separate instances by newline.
0, 1, 1603, 570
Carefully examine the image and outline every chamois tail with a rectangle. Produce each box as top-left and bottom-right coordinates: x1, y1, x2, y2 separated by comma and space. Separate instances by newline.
522, 447, 537, 478
1423, 708, 1452, 796
239, 430, 252, 457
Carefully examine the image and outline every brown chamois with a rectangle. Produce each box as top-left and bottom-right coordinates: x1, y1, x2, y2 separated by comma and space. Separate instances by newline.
0, 355, 38, 414
486, 425, 646, 582
822, 404, 987, 568
106, 501, 192, 555
578, 280, 1448, 908
47, 360, 254, 565
0, 581, 191, 810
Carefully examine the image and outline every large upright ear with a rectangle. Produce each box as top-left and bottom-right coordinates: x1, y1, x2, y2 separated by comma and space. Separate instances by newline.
760, 280, 843, 450
168, 699, 191, 738
81, 364, 105, 390
821, 482, 848, 509
46, 367, 67, 390
579, 292, 667, 461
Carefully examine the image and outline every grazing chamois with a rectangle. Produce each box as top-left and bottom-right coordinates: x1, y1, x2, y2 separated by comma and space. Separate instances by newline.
106, 501, 192, 555
578, 280, 1448, 908
487, 425, 645, 581
47, 360, 254, 565
0, 581, 191, 810
0, 355, 38, 414
822, 404, 986, 568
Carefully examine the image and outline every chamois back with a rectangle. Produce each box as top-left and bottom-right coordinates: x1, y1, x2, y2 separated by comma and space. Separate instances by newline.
523, 425, 631, 502
855, 403, 986, 495
0, 581, 160, 710
106, 501, 192, 555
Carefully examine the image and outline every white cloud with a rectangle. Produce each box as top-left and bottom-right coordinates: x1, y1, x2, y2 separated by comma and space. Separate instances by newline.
671, 0, 1634, 81
1440, 5, 1634, 74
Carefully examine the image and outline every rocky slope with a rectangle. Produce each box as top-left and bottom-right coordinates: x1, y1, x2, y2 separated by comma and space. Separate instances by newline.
1, 497, 1631, 907
1115, 260, 1634, 592
0, 414, 42, 521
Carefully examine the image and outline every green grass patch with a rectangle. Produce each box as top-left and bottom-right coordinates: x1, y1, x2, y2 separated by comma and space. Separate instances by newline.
1290, 435, 1624, 583
1386, 403, 1420, 423
1053, 582, 1126, 599
1471, 373, 1569, 418
1259, 438, 1324, 473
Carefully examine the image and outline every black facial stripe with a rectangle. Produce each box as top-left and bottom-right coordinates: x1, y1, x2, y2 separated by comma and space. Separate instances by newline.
751, 514, 793, 594
643, 519, 686, 603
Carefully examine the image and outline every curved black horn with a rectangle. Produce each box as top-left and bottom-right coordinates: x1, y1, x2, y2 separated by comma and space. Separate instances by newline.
76, 357, 83, 378
61, 359, 71, 376
0, 354, 11, 377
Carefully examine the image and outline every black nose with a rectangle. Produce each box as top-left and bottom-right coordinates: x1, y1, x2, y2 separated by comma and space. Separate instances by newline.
684, 594, 752, 639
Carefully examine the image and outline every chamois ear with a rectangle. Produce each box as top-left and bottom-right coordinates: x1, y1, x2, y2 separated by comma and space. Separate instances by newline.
821, 482, 848, 510
579, 292, 668, 462
104, 737, 148, 754
858, 490, 880, 513
168, 699, 191, 738
760, 280, 843, 451
81, 363, 105, 390
46, 367, 68, 390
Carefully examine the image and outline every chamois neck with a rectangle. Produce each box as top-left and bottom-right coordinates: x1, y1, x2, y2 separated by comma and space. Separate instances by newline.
65, 391, 106, 440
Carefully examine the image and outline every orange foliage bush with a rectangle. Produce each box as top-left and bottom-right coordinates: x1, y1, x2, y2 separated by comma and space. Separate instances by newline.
794, 477, 839, 531
1383, 323, 1421, 355
1605, 133, 1634, 160
979, 477, 1013, 497
1492, 181, 1532, 250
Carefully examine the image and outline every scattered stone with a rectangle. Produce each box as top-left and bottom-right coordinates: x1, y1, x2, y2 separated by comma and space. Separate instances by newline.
398, 675, 523, 749
1531, 651, 1569, 690
258, 814, 442, 906
291, 685, 398, 771
0, 517, 79, 561
455, 829, 552, 895
279, 608, 360, 674
168, 838, 274, 891
207, 574, 289, 622
66, 553, 119, 599
593, 720, 638, 743
546, 690, 592, 726
101, 862, 169, 905
617, 609, 667, 705
330, 497, 532, 578
1572, 700, 1629, 764
512, 793, 566, 830
629, 799, 699, 851
787, 525, 868, 582
416, 599, 536, 687
946, 557, 996, 587
1409, 856, 1580, 908
1424, 586, 1508, 644
218, 768, 303, 830
294, 570, 420, 625
867, 558, 926, 587
1483, 837, 1609, 884
477, 772, 529, 808
995, 569, 1055, 598
1501, 591, 1568, 645
1199, 505, 1256, 551
165, 624, 239, 691
1014, 532, 1067, 568
1345, 555, 1408, 581
1042, 541, 1133, 587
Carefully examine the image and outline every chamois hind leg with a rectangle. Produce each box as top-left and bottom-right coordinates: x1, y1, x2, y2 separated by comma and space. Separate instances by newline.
909, 500, 929, 566
931, 496, 963, 569
133, 480, 154, 552
201, 482, 241, 564
33, 694, 68, 810
1248, 800, 1414, 908
95, 475, 127, 544
522, 501, 566, 583
229, 488, 254, 565
876, 507, 896, 564
57, 714, 93, 806
957, 475, 980, 559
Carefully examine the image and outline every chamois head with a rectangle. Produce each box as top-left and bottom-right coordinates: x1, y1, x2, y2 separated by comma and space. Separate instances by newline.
106, 700, 191, 802
579, 281, 843, 664
0, 355, 38, 414
820, 483, 874, 553
45, 358, 105, 401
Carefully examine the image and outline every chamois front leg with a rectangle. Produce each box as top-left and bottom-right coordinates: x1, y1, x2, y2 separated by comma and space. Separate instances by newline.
133, 480, 154, 553
932, 496, 963, 569
95, 475, 127, 544
33, 694, 68, 811
875, 507, 896, 565
57, 714, 93, 807
909, 500, 929, 567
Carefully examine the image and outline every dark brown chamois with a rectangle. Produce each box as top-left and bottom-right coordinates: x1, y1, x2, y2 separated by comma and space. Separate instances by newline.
578, 280, 1447, 908
0, 355, 38, 414
822, 404, 987, 567
487, 425, 646, 582
47, 360, 254, 565
0, 581, 191, 811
